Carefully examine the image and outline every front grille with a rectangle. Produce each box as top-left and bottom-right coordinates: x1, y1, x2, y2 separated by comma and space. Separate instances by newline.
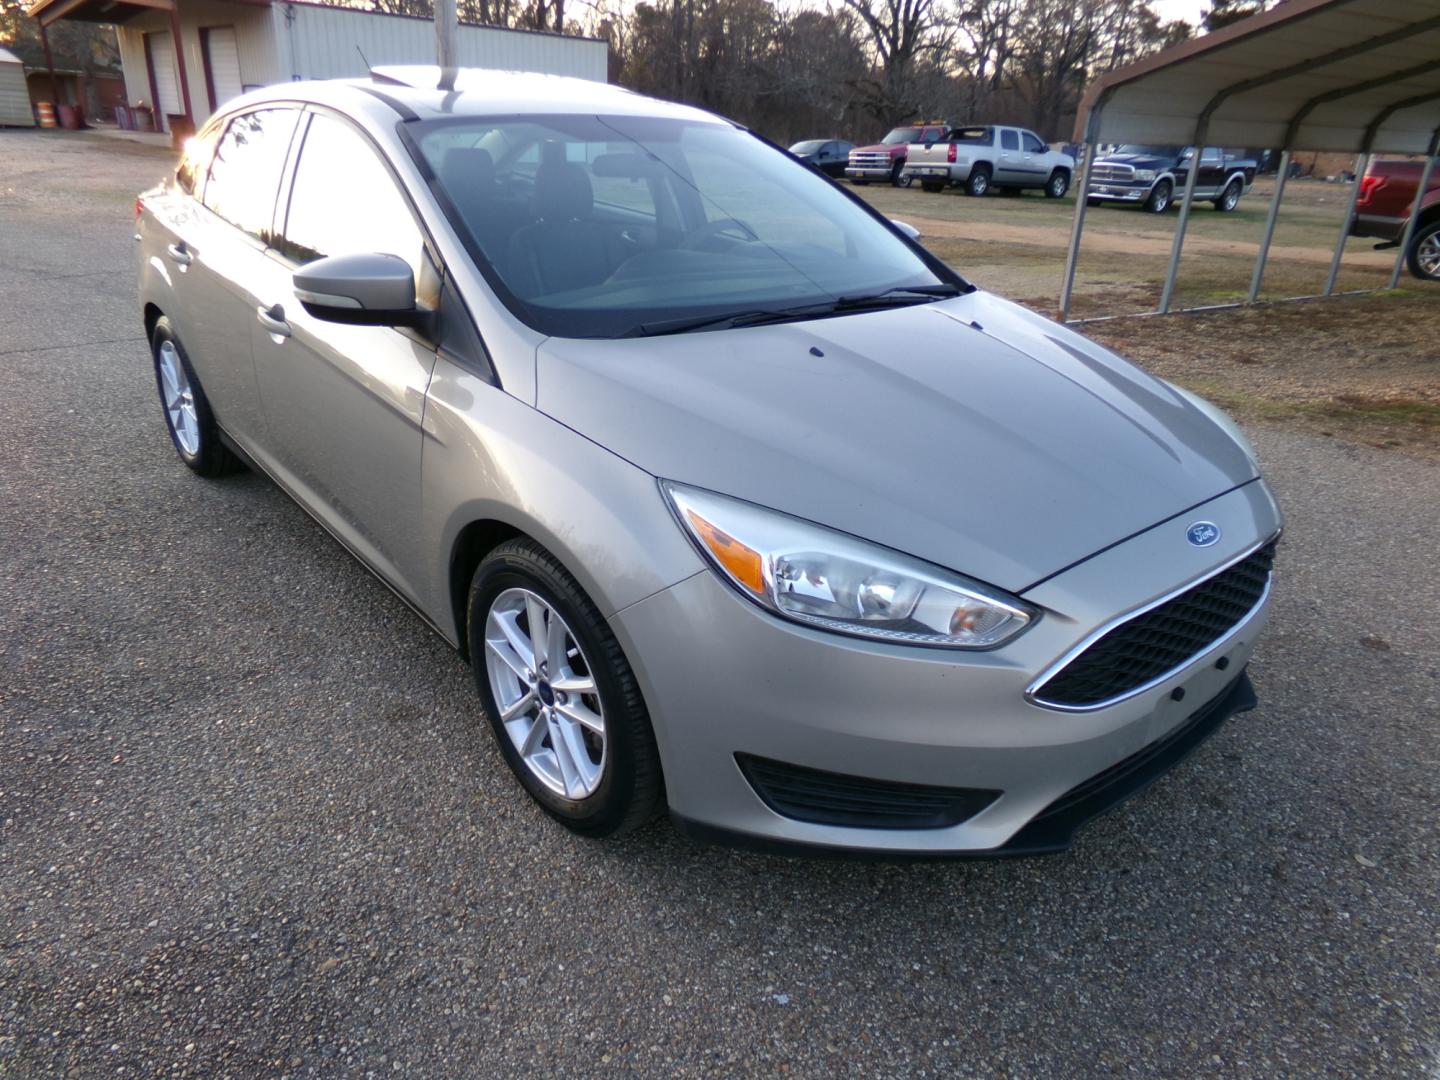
737, 754, 999, 830
1090, 163, 1135, 183
849, 153, 892, 169
1033, 541, 1276, 709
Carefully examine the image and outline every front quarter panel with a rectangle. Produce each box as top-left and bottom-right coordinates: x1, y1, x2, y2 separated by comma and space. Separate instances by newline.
419, 355, 704, 641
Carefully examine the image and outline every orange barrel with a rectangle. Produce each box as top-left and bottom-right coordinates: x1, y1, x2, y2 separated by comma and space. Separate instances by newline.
36, 102, 57, 128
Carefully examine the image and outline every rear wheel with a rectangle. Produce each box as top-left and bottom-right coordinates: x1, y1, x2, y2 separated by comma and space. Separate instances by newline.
1144, 179, 1173, 213
966, 166, 991, 197
1045, 170, 1070, 198
1213, 178, 1242, 211
150, 317, 240, 477
468, 539, 662, 837
1407, 220, 1440, 281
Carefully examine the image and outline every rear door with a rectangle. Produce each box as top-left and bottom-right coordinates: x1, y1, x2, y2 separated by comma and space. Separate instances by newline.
996, 128, 1024, 183
248, 108, 440, 603
182, 106, 301, 447
1198, 147, 1225, 196
1020, 130, 1050, 186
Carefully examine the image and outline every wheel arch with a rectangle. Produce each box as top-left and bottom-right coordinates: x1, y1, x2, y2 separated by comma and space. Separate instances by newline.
143, 302, 163, 344
449, 517, 526, 659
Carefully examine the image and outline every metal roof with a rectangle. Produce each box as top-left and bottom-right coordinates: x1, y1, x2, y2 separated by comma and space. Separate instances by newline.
1075, 0, 1440, 154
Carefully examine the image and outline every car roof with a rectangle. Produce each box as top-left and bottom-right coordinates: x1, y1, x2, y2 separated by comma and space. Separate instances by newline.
221, 67, 729, 126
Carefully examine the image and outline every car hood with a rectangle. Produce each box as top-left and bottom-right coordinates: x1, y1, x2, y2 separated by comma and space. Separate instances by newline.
852, 143, 904, 155
535, 291, 1257, 594
1095, 152, 1176, 169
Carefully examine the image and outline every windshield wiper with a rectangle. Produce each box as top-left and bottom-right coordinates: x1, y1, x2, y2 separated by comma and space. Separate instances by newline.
623, 283, 963, 338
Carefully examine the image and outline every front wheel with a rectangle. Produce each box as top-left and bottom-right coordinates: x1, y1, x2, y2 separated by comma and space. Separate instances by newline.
1213, 178, 1242, 212
1407, 220, 1440, 281
150, 317, 240, 477
966, 167, 991, 197
891, 162, 912, 188
468, 539, 662, 837
1045, 170, 1070, 198
1144, 179, 1173, 213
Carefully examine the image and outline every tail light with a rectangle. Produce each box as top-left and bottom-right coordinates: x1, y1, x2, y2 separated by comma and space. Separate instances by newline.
1356, 175, 1386, 206
948, 144, 958, 163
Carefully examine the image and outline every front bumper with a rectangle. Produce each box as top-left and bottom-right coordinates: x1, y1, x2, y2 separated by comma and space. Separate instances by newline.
845, 166, 894, 180
611, 480, 1280, 856
1087, 183, 1150, 202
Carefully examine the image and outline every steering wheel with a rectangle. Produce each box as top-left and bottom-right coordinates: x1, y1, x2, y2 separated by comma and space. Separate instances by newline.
682, 217, 759, 250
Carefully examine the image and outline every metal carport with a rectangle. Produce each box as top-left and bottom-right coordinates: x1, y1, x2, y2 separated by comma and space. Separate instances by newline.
1060, 0, 1440, 321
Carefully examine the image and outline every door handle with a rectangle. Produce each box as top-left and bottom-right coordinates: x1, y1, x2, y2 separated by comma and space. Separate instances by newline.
166, 242, 193, 266
256, 304, 291, 339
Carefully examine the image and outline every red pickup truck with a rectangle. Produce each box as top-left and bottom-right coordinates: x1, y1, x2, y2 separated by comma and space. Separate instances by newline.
1350, 158, 1440, 281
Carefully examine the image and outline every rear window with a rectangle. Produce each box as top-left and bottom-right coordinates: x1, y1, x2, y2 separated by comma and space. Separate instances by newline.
1000, 130, 1020, 151
949, 127, 992, 146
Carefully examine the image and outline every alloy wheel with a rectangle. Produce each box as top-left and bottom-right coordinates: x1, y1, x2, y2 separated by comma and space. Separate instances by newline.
157, 339, 199, 455
484, 587, 606, 799
1418, 232, 1440, 278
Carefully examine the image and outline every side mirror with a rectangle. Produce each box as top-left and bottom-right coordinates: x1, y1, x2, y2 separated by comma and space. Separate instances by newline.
293, 252, 425, 327
890, 219, 921, 241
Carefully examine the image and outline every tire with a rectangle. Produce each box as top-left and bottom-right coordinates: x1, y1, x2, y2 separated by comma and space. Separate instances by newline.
851, 177, 868, 186
1045, 170, 1070, 198
150, 316, 240, 477
920, 180, 945, 193
891, 161, 911, 188
1087, 196, 1103, 206
1213, 178, 1242, 212
1407, 219, 1440, 281
966, 166, 991, 197
1143, 179, 1173, 213
468, 539, 662, 838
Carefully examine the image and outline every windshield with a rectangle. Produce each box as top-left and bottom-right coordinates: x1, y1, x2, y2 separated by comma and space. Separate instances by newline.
411, 114, 955, 339
1112, 144, 1183, 158
789, 140, 825, 154
880, 128, 924, 145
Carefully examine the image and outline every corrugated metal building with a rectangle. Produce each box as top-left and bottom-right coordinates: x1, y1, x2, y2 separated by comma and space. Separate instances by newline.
24, 0, 608, 134
0, 48, 35, 127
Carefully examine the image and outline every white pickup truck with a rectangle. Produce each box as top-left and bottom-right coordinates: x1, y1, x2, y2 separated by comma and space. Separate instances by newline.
902, 125, 1075, 198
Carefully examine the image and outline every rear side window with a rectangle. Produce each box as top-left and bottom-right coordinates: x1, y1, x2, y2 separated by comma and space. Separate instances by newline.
278, 112, 426, 279
176, 121, 220, 196
1000, 130, 1020, 151
950, 127, 992, 146
1022, 132, 1046, 154
203, 108, 300, 243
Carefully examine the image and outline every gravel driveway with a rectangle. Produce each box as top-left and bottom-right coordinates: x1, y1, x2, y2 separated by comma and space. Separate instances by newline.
2, 131, 1437, 1078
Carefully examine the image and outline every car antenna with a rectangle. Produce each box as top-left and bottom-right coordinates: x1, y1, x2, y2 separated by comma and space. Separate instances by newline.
356, 44, 372, 74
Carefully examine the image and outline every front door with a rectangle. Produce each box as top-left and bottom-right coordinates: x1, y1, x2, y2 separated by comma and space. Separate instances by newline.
249, 108, 439, 603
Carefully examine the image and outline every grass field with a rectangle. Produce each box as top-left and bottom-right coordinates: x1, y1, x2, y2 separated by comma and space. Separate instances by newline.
854, 176, 1400, 318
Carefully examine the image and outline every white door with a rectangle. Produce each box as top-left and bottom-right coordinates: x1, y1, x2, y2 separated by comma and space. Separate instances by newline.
204, 27, 243, 109
146, 31, 181, 130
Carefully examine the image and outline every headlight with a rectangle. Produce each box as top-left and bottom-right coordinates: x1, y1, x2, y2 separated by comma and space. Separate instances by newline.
1134, 169, 1157, 182
663, 483, 1036, 649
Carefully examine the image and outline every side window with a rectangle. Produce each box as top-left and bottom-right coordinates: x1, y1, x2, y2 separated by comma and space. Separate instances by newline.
203, 108, 300, 242
1000, 129, 1020, 151
1202, 147, 1223, 164
279, 112, 426, 279
176, 120, 221, 196
1022, 131, 1046, 154
923, 127, 945, 142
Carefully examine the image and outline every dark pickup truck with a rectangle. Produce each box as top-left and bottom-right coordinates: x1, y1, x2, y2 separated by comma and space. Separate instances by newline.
1350, 158, 1440, 282
1086, 145, 1257, 213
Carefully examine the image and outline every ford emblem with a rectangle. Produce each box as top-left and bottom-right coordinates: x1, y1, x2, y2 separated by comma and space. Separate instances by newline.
1186, 521, 1221, 547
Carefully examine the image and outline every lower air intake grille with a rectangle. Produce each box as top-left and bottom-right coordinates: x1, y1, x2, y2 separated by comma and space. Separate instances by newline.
737, 754, 1000, 830
1033, 541, 1276, 709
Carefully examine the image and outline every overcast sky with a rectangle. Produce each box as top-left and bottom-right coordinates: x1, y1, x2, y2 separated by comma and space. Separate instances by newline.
1150, 0, 1209, 27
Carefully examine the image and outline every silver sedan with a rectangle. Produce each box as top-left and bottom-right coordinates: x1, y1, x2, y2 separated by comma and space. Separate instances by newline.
135, 68, 1279, 855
